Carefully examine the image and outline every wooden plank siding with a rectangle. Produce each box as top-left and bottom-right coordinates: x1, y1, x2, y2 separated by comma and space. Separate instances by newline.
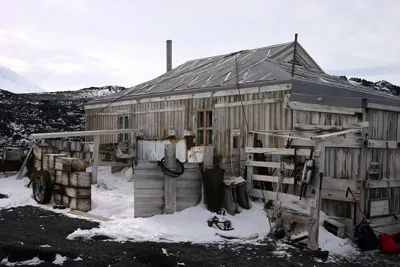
85, 87, 291, 164
289, 106, 400, 219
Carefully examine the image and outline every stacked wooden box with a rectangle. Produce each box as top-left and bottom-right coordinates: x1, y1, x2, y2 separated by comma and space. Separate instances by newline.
53, 156, 92, 212
46, 140, 94, 164
33, 144, 93, 212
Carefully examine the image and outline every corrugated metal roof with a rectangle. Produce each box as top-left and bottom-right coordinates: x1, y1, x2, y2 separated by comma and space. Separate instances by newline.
88, 41, 400, 106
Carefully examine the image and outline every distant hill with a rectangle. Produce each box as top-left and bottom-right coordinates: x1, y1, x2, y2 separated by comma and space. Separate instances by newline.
0, 86, 126, 147
0, 66, 47, 93
334, 76, 400, 96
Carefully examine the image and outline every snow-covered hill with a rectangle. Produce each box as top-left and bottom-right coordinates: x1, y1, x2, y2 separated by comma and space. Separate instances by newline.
335, 76, 400, 96
0, 66, 47, 93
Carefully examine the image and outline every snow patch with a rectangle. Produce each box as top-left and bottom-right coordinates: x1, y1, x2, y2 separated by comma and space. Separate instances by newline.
53, 254, 67, 265
1, 257, 43, 266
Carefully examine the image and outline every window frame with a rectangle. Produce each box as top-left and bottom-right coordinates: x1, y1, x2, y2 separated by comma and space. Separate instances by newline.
196, 109, 213, 146
117, 114, 130, 142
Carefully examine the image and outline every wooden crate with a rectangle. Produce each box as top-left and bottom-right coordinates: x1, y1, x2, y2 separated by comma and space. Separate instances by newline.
61, 171, 69, 186
64, 187, 91, 199
69, 172, 92, 188
70, 141, 83, 152
55, 157, 86, 172
70, 198, 91, 212
53, 193, 62, 205
62, 195, 70, 206
55, 171, 63, 184
49, 154, 68, 171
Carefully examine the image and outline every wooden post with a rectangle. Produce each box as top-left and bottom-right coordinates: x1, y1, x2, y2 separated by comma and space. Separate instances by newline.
164, 144, 177, 214
308, 140, 325, 251
358, 98, 368, 225
246, 133, 254, 193
91, 135, 100, 184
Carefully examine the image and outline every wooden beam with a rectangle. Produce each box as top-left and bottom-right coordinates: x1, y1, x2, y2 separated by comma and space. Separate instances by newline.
133, 107, 184, 115
308, 141, 325, 251
368, 103, 400, 113
164, 144, 177, 214
311, 129, 363, 141
246, 160, 295, 170
286, 101, 363, 115
246, 134, 254, 192
358, 100, 368, 225
294, 121, 369, 132
322, 189, 359, 202
91, 135, 100, 184
245, 147, 311, 156
215, 99, 281, 108
322, 177, 358, 192
250, 188, 316, 208
290, 138, 362, 148
30, 129, 140, 139
16, 145, 33, 180
252, 174, 294, 184
367, 140, 400, 149
364, 179, 400, 189
85, 84, 292, 109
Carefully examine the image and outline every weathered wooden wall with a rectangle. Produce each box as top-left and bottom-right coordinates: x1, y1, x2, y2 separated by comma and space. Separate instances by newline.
85, 104, 132, 143
133, 162, 202, 218
366, 109, 400, 217
85, 84, 292, 164
289, 103, 400, 224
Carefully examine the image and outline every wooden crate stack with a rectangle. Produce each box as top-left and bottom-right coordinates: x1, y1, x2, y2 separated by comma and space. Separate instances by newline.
33, 144, 93, 212
53, 157, 92, 212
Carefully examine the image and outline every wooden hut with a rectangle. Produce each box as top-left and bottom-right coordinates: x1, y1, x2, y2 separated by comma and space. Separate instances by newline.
85, 39, 400, 240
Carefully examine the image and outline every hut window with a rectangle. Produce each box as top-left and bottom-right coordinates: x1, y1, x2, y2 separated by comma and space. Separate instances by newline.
197, 110, 213, 146
118, 115, 129, 142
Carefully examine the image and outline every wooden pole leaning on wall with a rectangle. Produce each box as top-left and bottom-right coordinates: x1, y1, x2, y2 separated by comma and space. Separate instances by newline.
246, 133, 255, 193
91, 135, 100, 184
358, 98, 369, 225
308, 140, 325, 251
164, 143, 177, 214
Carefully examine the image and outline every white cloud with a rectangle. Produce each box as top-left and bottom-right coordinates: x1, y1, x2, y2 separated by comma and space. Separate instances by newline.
0, 57, 31, 73
1, 0, 400, 90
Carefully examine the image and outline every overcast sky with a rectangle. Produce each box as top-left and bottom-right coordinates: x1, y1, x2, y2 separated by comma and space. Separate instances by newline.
1, 0, 399, 91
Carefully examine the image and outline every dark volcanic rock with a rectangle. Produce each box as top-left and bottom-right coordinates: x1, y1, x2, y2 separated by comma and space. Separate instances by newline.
0, 86, 125, 148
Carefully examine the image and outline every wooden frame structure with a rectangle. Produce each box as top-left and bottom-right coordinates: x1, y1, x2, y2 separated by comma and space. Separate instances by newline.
29, 129, 139, 183
246, 125, 370, 250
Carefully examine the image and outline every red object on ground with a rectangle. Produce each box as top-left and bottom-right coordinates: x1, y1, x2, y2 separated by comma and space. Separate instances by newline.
378, 233, 400, 254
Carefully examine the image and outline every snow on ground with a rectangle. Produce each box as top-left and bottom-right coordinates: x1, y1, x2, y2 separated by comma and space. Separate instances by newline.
86, 166, 135, 219
1, 256, 43, 266
0, 176, 37, 209
0, 167, 359, 256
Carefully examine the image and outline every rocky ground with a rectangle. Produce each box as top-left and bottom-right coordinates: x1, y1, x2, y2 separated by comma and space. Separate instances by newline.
0, 206, 399, 267
0, 86, 125, 148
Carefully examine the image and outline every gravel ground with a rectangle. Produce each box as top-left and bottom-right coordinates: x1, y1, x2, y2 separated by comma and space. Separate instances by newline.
0, 206, 399, 267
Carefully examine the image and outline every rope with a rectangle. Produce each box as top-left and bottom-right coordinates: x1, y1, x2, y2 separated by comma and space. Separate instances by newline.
160, 158, 185, 177
235, 53, 249, 132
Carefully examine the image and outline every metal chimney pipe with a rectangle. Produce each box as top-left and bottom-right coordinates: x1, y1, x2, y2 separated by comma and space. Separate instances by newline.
291, 33, 298, 77
166, 40, 172, 72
